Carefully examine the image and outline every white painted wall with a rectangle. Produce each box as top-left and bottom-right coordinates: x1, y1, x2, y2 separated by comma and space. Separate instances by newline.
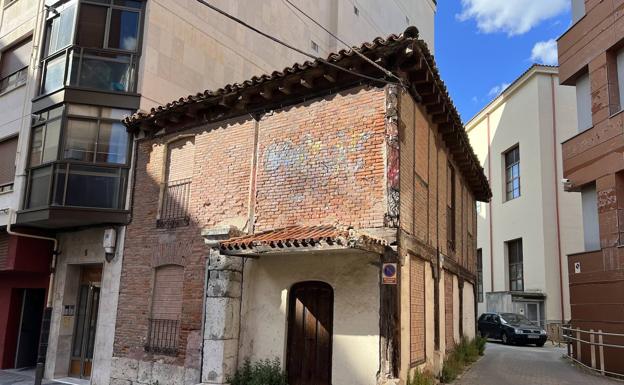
467, 66, 584, 323
462, 282, 475, 339
239, 250, 380, 385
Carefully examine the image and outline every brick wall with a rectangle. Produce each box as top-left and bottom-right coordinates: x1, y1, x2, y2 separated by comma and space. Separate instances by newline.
114, 86, 388, 369
410, 257, 425, 364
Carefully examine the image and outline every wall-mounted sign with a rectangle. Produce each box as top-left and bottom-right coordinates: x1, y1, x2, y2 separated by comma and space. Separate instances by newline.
574, 262, 581, 274
382, 263, 398, 285
63, 305, 75, 316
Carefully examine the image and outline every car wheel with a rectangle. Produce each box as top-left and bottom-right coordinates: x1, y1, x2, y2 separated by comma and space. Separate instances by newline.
536, 341, 545, 347
502, 332, 510, 345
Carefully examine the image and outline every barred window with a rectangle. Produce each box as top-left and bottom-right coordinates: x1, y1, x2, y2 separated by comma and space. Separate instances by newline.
504, 146, 520, 201
157, 137, 194, 228
146, 264, 183, 355
507, 239, 523, 292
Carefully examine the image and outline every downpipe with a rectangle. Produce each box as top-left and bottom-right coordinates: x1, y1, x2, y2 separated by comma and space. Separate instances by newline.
6, 210, 59, 385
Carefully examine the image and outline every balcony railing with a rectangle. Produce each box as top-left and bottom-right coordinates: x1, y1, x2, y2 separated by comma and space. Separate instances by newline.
0, 67, 27, 94
24, 162, 128, 210
157, 178, 191, 229
40, 46, 137, 95
144, 318, 180, 356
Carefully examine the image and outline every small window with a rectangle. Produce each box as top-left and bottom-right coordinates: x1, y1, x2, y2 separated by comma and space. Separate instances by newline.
310, 40, 319, 53
29, 106, 64, 167
575, 73, 592, 132
44, 2, 76, 57
507, 239, 523, 292
477, 249, 483, 303
157, 137, 194, 228
76, 1, 140, 51
146, 264, 183, 355
0, 136, 18, 192
504, 146, 520, 201
0, 37, 32, 94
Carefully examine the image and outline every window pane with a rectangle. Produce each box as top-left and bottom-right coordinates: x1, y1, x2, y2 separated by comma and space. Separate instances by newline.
64, 119, 98, 161
101, 107, 131, 120
42, 55, 66, 94
27, 166, 52, 208
46, 4, 76, 56
52, 165, 66, 205
113, 0, 142, 8
64, 165, 125, 208
30, 127, 43, 167
76, 4, 107, 48
108, 10, 139, 51
97, 122, 128, 163
72, 51, 132, 91
42, 119, 61, 163
68, 104, 99, 117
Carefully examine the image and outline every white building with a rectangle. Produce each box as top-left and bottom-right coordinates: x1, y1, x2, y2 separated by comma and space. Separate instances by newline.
466, 65, 584, 328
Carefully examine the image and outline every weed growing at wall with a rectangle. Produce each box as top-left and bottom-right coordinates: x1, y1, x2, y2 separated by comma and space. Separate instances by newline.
440, 337, 486, 383
407, 369, 435, 385
229, 358, 287, 385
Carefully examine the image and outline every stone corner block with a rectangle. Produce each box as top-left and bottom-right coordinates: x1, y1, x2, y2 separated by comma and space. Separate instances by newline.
202, 339, 238, 383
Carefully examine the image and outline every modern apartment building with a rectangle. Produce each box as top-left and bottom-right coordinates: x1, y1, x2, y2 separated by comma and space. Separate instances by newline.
466, 65, 584, 329
557, 0, 624, 374
0, 0, 436, 383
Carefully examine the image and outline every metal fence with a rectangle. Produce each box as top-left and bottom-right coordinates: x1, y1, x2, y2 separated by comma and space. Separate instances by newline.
144, 318, 180, 355
561, 326, 624, 379
157, 178, 191, 228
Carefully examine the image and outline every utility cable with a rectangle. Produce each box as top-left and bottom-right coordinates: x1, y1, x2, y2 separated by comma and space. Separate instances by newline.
282, 0, 404, 84
195, 0, 403, 87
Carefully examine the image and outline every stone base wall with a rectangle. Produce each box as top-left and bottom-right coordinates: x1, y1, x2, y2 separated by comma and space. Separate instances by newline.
110, 357, 200, 385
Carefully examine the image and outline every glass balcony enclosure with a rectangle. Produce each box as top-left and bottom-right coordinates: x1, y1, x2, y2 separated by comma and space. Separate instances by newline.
39, 0, 142, 95
24, 104, 131, 211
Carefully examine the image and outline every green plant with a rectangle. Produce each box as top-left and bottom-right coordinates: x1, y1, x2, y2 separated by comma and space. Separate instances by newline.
407, 369, 435, 385
475, 335, 487, 356
440, 355, 461, 383
229, 358, 287, 385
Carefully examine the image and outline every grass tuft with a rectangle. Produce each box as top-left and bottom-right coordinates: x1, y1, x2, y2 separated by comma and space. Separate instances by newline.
440, 336, 486, 383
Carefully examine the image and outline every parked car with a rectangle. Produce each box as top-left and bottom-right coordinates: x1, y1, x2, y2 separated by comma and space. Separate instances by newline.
478, 312, 548, 347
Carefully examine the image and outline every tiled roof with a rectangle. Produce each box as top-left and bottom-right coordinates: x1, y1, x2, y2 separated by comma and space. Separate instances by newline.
219, 225, 386, 255
123, 26, 492, 201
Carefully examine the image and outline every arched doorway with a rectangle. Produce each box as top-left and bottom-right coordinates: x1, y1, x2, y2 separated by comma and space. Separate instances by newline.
286, 281, 334, 385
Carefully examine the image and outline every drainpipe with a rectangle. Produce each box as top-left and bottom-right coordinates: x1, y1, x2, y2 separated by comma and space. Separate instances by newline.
550, 74, 566, 325
6, 210, 59, 385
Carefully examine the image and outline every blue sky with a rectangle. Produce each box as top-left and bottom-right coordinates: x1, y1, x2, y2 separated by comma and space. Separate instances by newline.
434, 0, 573, 122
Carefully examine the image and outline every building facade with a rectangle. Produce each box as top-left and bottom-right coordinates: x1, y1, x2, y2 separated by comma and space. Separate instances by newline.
466, 65, 584, 329
557, 0, 624, 374
110, 29, 490, 385
0, 0, 436, 383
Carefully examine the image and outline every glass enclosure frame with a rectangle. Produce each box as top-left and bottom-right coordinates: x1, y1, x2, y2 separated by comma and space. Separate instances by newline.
39, 0, 144, 96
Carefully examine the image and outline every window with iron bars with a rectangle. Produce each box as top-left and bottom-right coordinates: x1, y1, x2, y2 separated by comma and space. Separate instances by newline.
157, 178, 191, 228
144, 318, 180, 355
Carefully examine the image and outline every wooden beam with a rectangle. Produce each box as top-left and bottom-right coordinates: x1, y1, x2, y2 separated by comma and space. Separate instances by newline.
300, 76, 314, 89
259, 87, 273, 100
278, 84, 292, 95
323, 69, 338, 83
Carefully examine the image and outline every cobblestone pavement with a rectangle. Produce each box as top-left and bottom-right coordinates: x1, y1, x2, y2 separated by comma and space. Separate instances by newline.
455, 342, 620, 385
0, 369, 60, 385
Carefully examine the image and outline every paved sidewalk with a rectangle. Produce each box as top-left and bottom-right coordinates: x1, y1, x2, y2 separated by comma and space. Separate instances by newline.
0, 369, 60, 385
455, 342, 620, 385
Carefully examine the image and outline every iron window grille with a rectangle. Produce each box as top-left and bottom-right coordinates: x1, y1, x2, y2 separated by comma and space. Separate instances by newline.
505, 146, 520, 201
157, 178, 191, 228
144, 318, 180, 355
507, 239, 524, 292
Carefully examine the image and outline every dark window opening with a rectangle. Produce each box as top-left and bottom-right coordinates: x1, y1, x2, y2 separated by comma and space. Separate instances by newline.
507, 239, 523, 292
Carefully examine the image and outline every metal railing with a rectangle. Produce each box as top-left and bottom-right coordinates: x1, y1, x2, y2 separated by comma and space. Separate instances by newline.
157, 178, 191, 228
561, 325, 624, 379
144, 318, 180, 355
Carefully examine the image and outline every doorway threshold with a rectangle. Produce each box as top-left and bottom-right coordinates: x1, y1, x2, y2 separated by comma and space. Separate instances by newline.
53, 377, 90, 385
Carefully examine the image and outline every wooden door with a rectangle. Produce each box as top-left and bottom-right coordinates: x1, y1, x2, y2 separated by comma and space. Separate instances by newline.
286, 281, 333, 385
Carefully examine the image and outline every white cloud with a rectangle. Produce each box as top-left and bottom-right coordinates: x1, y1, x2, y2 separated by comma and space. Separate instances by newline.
488, 82, 510, 97
531, 39, 559, 65
457, 0, 569, 36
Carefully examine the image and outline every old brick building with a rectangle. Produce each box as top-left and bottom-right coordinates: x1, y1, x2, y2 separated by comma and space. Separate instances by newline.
111, 27, 490, 385
558, 0, 624, 375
